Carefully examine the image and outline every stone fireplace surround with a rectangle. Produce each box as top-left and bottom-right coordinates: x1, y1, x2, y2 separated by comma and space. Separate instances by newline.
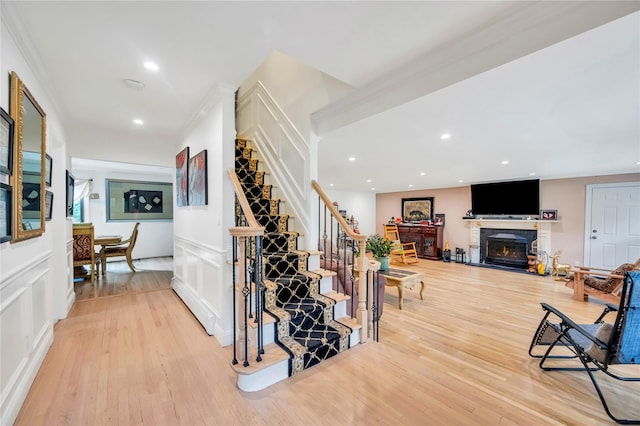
468, 219, 552, 269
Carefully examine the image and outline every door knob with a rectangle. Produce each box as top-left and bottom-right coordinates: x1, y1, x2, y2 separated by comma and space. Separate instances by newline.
591, 236, 597, 239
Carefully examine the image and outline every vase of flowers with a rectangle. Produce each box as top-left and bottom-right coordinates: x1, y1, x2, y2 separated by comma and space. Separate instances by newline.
366, 234, 394, 271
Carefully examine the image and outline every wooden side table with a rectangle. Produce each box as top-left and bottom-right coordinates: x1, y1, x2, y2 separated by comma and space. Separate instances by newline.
379, 268, 425, 309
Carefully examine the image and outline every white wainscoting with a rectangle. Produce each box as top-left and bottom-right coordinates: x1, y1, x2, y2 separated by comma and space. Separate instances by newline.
172, 236, 233, 346
65, 239, 76, 314
0, 253, 54, 425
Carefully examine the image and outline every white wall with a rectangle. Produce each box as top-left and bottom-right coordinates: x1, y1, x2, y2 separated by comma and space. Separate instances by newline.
172, 83, 237, 346
0, 16, 71, 425
324, 189, 377, 237
238, 51, 353, 141
72, 166, 174, 259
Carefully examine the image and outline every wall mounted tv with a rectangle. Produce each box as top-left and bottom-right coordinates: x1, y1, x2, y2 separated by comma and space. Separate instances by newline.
470, 179, 540, 216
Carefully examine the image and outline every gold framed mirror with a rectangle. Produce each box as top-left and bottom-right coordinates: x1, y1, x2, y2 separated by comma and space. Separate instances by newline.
10, 71, 47, 241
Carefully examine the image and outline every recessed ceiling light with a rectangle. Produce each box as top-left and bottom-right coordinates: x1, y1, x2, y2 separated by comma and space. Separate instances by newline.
458, 179, 464, 183
144, 61, 159, 71
501, 160, 509, 165
636, 161, 640, 165
408, 184, 413, 188
133, 119, 144, 125
420, 172, 425, 176
529, 172, 536, 176
329, 183, 334, 187
371, 187, 375, 191
441, 133, 451, 140
348, 157, 356, 162
366, 179, 372, 183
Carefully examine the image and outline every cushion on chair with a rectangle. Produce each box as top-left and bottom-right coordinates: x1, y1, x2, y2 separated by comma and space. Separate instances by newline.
585, 263, 635, 293
73, 235, 93, 262
584, 322, 614, 363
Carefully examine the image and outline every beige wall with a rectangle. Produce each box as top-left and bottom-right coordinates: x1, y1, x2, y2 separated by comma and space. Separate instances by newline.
376, 173, 639, 266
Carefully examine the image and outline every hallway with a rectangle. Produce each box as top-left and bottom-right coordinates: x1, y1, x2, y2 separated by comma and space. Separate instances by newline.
73, 257, 173, 301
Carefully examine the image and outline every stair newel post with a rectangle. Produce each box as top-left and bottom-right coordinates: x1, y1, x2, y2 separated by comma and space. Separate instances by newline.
231, 235, 238, 365
230, 226, 264, 368
254, 235, 264, 360
240, 234, 250, 366
367, 260, 381, 342
356, 238, 369, 344
348, 239, 356, 316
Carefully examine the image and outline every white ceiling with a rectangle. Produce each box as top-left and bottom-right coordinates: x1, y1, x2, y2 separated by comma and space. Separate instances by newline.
3, 1, 639, 192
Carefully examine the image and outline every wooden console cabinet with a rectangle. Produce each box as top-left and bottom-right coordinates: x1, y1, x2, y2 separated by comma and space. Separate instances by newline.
397, 224, 444, 260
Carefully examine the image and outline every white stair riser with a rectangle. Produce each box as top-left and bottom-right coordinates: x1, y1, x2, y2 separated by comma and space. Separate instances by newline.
248, 321, 276, 346
236, 359, 289, 392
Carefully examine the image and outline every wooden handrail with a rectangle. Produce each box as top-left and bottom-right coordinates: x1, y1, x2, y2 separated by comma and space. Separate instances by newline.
228, 169, 261, 230
311, 180, 367, 243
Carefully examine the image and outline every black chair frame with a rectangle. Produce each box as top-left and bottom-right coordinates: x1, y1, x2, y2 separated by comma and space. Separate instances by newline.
528, 271, 640, 424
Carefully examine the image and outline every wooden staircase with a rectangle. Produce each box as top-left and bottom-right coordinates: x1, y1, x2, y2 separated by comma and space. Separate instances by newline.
231, 139, 360, 391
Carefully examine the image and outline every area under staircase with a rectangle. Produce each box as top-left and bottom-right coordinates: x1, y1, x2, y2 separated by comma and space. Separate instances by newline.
229, 138, 363, 391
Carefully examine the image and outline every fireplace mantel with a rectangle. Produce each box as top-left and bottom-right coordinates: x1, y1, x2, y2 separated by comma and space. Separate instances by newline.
467, 219, 554, 265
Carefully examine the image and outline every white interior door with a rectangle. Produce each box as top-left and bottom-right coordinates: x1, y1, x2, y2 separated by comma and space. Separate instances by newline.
585, 182, 640, 269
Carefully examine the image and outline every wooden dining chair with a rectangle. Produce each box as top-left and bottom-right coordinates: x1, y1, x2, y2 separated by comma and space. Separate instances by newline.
72, 223, 97, 283
99, 222, 140, 275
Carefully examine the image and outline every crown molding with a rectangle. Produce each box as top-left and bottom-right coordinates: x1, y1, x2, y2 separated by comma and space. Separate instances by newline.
311, 1, 640, 136
178, 81, 237, 141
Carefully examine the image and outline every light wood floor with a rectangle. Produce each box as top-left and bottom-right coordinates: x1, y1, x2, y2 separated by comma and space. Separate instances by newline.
73, 257, 173, 301
16, 258, 640, 425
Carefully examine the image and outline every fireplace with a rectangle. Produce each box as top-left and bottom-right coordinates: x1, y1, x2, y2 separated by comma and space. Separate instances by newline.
485, 234, 528, 268
479, 228, 537, 270
468, 220, 552, 270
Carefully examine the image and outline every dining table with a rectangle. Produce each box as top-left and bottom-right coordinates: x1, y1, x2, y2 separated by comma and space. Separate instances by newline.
95, 235, 122, 246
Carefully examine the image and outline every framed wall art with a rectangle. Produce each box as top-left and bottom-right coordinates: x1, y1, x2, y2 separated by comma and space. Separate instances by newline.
45, 190, 53, 221
188, 149, 208, 206
402, 197, 434, 223
0, 107, 14, 176
540, 209, 558, 220
22, 182, 41, 212
176, 146, 189, 206
106, 179, 173, 221
0, 182, 11, 243
66, 170, 75, 217
45, 153, 52, 187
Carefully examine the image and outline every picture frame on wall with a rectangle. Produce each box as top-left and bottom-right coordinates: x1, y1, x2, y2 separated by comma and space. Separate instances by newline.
0, 107, 14, 176
176, 146, 189, 207
401, 197, 434, 223
540, 209, 558, 220
66, 170, 75, 217
188, 149, 208, 206
45, 190, 53, 221
0, 182, 12, 243
106, 179, 173, 221
45, 154, 52, 187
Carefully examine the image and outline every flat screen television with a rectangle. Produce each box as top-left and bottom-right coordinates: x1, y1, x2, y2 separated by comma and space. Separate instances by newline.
470, 179, 539, 216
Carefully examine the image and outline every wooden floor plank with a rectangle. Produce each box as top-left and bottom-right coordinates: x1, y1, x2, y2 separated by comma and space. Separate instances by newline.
15, 257, 640, 425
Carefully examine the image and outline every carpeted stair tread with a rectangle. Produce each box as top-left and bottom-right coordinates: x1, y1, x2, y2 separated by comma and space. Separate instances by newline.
241, 182, 272, 200
254, 215, 291, 233
263, 232, 299, 254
